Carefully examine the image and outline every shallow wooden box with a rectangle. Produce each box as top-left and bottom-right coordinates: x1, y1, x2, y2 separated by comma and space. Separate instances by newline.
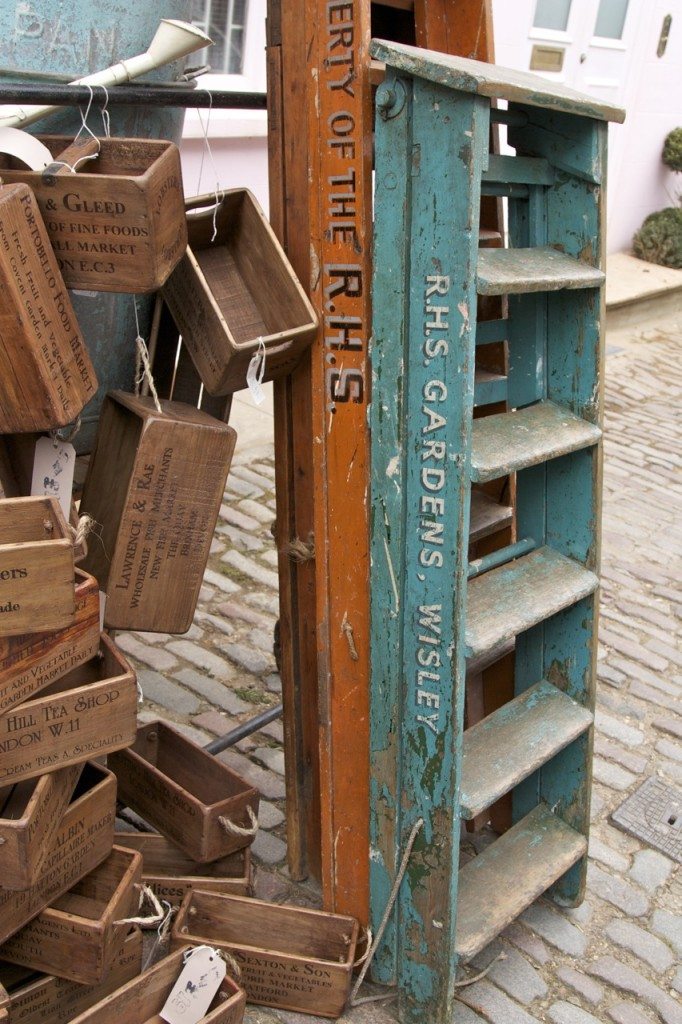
67, 947, 245, 1024
0, 497, 75, 638
0, 763, 82, 891
0, 568, 100, 718
0, 928, 142, 1024
0, 634, 136, 785
0, 762, 116, 944
172, 891, 359, 1018
115, 830, 252, 903
0, 183, 97, 433
79, 391, 236, 633
162, 189, 318, 395
1, 846, 142, 985
0, 137, 187, 293
109, 721, 260, 864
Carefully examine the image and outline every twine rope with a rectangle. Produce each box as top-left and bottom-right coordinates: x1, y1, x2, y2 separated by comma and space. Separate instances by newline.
114, 883, 165, 928
349, 817, 424, 1007
132, 298, 162, 413
218, 804, 258, 838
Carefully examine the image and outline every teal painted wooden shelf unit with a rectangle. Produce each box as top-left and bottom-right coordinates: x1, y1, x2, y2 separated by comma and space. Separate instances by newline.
369, 41, 625, 1023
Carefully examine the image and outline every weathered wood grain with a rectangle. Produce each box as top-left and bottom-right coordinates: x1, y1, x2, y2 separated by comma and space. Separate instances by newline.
477, 246, 605, 294
370, 40, 626, 122
460, 680, 593, 818
469, 489, 513, 544
0, 762, 116, 944
471, 400, 601, 482
65, 947, 245, 1024
0, 569, 100, 717
0, 184, 97, 432
0, 137, 187, 293
172, 891, 358, 1018
114, 831, 252, 903
0, 928, 142, 1024
0, 846, 142, 985
163, 190, 317, 395
0, 497, 75, 637
110, 721, 260, 864
466, 546, 599, 658
0, 634, 137, 785
0, 763, 82, 890
80, 391, 236, 634
455, 804, 587, 960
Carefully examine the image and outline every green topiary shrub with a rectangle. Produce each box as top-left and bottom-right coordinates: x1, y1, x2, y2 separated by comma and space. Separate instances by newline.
632, 207, 682, 269
662, 127, 682, 173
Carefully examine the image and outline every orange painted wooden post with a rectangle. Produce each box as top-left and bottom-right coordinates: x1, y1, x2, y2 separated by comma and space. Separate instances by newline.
306, 0, 374, 921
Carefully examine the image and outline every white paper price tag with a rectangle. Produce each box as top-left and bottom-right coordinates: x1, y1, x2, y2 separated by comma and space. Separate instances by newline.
160, 947, 226, 1024
246, 337, 266, 406
31, 437, 76, 521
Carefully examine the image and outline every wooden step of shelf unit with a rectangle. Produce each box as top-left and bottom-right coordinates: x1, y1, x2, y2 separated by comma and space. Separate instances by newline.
471, 400, 602, 482
455, 803, 587, 962
460, 680, 593, 819
465, 546, 599, 659
477, 247, 606, 294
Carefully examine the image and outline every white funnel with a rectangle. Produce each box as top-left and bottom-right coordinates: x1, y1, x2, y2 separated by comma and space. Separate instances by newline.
0, 20, 212, 129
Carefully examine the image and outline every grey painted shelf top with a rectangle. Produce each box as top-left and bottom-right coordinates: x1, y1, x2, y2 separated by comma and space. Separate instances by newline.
370, 39, 626, 124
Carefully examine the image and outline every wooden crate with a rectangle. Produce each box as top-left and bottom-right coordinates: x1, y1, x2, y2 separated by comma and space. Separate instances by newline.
0, 634, 136, 785
0, 763, 82, 890
0, 497, 75, 638
0, 184, 97, 433
0, 928, 142, 1024
162, 190, 317, 395
109, 721, 260, 864
0, 569, 100, 718
67, 947, 245, 1024
0, 762, 116, 943
0, 846, 142, 985
0, 980, 7, 1023
79, 391, 236, 633
115, 831, 252, 903
0, 137, 187, 293
172, 891, 358, 1018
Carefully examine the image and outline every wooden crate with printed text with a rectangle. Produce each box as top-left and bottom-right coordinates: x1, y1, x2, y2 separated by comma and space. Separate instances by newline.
0, 928, 142, 1024
0, 634, 136, 785
109, 721, 259, 864
0, 137, 186, 293
0, 497, 75, 637
0, 762, 116, 943
115, 830, 252, 903
1, 847, 142, 985
79, 391, 236, 633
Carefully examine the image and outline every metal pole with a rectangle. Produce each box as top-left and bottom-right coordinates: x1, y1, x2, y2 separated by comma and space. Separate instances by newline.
204, 703, 284, 754
0, 82, 267, 109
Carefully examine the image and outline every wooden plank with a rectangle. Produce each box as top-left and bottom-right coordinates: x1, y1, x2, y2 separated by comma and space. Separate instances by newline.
477, 246, 605, 294
306, 0, 373, 923
267, 0, 322, 884
369, 40, 626, 122
471, 400, 601, 482
414, 0, 492, 58
460, 680, 593, 818
469, 490, 513, 545
455, 804, 587, 961
466, 546, 599, 659
473, 368, 507, 408
482, 154, 555, 186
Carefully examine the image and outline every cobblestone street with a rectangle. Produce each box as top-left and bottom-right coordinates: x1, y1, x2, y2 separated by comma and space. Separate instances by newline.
119, 317, 681, 1024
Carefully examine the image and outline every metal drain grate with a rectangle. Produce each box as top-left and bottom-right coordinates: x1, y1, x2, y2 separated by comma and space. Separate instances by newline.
611, 777, 682, 864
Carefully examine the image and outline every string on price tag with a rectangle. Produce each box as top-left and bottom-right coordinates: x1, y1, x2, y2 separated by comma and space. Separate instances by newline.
246, 337, 267, 405
159, 946, 226, 1024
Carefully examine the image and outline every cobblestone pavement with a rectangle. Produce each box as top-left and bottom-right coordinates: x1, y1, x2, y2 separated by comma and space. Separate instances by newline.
120, 319, 681, 1024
